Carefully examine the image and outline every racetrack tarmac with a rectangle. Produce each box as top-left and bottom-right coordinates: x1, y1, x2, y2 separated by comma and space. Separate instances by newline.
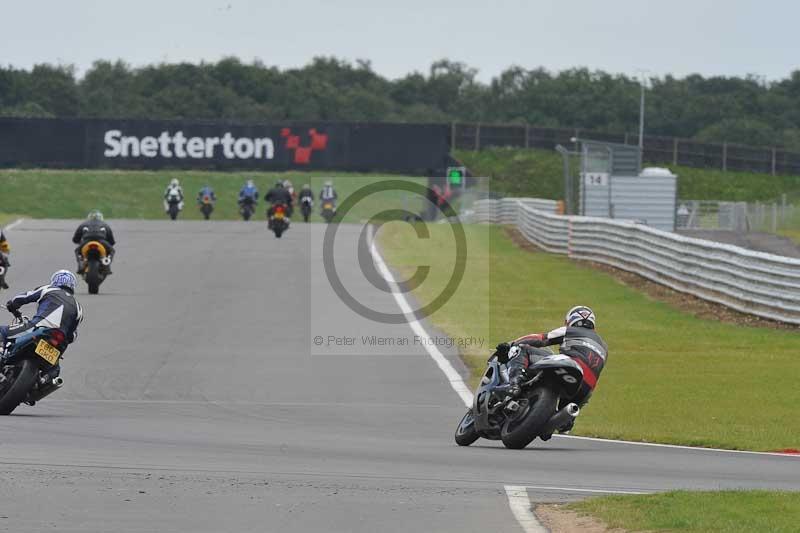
1, 219, 799, 533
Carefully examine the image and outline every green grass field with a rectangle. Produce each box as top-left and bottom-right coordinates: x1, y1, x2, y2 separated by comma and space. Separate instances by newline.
0, 169, 425, 223
456, 147, 800, 202
570, 490, 800, 532
377, 223, 800, 451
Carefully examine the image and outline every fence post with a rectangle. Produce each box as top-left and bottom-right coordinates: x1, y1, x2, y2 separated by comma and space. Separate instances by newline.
524, 123, 530, 149
772, 147, 777, 176
450, 122, 456, 152
475, 123, 481, 151
624, 132, 628, 145
673, 138, 678, 166
722, 141, 728, 172
772, 202, 778, 233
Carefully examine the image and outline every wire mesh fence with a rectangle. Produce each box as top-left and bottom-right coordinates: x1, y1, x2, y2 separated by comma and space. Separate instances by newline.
675, 199, 797, 233
451, 122, 800, 175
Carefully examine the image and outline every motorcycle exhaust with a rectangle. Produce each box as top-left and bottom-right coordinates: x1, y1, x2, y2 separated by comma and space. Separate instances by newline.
101, 257, 112, 266
27, 377, 64, 403
541, 403, 580, 436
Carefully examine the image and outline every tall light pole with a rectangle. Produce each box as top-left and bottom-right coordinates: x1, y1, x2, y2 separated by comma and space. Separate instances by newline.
637, 70, 648, 150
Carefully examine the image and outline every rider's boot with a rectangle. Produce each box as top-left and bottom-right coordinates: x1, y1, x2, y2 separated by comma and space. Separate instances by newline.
505, 366, 529, 398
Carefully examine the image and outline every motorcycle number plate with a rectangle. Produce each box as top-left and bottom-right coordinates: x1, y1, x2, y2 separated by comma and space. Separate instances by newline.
34, 340, 60, 365
275, 212, 285, 219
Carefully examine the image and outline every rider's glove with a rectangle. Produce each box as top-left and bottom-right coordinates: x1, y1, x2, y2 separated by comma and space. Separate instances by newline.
493, 342, 511, 363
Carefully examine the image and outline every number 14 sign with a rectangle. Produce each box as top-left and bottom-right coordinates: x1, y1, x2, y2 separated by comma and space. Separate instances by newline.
584, 173, 609, 186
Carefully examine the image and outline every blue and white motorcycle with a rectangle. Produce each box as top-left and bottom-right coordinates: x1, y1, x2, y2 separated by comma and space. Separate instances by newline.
454, 347, 584, 449
0, 306, 66, 414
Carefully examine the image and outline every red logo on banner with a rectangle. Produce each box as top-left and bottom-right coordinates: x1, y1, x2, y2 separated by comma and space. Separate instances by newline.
280, 128, 328, 164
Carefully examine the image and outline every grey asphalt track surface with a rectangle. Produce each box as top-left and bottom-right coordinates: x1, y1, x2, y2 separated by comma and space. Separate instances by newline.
1, 219, 799, 533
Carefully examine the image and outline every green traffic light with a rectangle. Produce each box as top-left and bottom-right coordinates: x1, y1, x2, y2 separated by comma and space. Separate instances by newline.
447, 167, 464, 184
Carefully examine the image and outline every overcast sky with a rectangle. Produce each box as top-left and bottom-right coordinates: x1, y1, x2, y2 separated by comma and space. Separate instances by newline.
3, 0, 797, 82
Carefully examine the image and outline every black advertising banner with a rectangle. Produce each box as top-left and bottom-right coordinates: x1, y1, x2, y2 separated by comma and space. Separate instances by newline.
0, 118, 450, 173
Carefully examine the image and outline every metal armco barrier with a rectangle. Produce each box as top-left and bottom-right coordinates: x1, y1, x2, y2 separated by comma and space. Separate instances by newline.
473, 198, 800, 324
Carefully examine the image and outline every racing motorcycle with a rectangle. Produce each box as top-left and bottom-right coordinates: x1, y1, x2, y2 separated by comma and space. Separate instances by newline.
0, 306, 66, 415
300, 197, 313, 223
268, 203, 289, 238
454, 347, 584, 449
79, 240, 112, 295
0, 254, 9, 290
199, 195, 214, 220
166, 192, 183, 221
239, 197, 256, 221
321, 200, 336, 223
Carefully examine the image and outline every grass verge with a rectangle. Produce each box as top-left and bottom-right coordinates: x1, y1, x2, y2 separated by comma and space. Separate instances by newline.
0, 213, 24, 227
377, 223, 800, 451
568, 490, 800, 533
455, 147, 800, 202
0, 169, 425, 222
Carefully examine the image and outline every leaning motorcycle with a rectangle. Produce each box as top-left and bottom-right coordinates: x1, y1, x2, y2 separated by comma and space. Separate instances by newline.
268, 203, 290, 238
239, 198, 256, 221
0, 307, 67, 415
199, 195, 214, 220
321, 201, 336, 223
454, 349, 584, 449
79, 240, 111, 295
300, 198, 313, 222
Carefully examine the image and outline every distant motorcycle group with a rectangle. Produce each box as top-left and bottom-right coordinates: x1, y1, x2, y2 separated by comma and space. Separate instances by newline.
162, 178, 339, 238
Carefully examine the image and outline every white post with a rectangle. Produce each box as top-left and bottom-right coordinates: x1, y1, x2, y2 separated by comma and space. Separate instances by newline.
638, 79, 645, 150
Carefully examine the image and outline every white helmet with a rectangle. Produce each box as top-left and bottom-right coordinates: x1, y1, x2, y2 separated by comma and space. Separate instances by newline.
51, 270, 77, 292
170, 178, 180, 188
565, 306, 595, 329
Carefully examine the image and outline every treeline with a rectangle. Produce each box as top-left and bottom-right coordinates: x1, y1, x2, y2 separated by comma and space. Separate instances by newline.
3, 57, 800, 150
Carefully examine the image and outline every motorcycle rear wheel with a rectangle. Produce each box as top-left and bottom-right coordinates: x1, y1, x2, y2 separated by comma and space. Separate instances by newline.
87, 259, 101, 295
500, 385, 558, 449
0, 358, 38, 415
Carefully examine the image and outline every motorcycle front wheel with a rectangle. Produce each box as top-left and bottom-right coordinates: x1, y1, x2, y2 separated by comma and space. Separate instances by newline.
0, 358, 38, 415
454, 409, 480, 446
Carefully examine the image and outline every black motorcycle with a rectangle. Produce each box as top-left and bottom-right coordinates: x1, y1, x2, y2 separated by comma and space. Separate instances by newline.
0, 307, 66, 414
167, 198, 181, 221
239, 197, 256, 221
300, 198, 313, 222
455, 349, 583, 449
320, 200, 336, 223
199, 195, 214, 220
78, 240, 112, 295
0, 254, 9, 290
268, 202, 289, 238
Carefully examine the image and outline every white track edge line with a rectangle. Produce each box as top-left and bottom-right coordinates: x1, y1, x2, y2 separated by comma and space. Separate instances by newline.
367, 225, 799, 458
368, 225, 473, 407
553, 434, 800, 458
4, 218, 24, 231
504, 485, 547, 533
520, 484, 649, 495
